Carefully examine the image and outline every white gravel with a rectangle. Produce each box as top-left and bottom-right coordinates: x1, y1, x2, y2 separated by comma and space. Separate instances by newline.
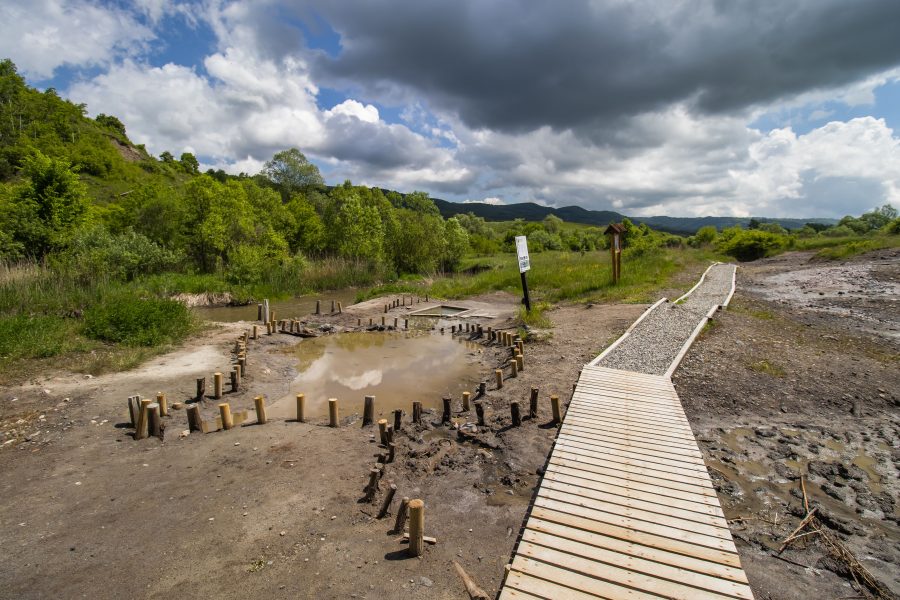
597, 263, 736, 375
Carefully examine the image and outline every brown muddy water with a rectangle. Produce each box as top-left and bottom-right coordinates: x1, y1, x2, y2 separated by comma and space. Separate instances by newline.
268, 330, 482, 419
192, 289, 359, 322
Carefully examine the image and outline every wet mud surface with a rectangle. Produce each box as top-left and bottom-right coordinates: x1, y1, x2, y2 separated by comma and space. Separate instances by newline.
0, 287, 660, 599
675, 250, 900, 600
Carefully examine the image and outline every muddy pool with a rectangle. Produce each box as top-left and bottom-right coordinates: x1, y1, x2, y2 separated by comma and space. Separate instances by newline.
268, 330, 483, 419
193, 289, 359, 322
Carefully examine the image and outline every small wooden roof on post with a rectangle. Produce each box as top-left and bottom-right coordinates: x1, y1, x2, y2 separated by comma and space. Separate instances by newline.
604, 223, 625, 236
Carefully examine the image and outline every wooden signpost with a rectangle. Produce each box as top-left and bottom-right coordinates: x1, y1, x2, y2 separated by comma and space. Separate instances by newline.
515, 235, 532, 311
605, 223, 624, 284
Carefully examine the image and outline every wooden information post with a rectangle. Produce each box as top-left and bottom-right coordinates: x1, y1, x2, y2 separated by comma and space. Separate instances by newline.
514, 235, 532, 311
605, 223, 624, 284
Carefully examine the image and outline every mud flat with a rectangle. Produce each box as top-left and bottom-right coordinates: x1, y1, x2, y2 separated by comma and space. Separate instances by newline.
675, 250, 900, 599
0, 285, 661, 599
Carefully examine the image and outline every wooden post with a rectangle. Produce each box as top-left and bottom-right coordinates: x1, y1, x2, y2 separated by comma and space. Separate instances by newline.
135, 398, 152, 440
478, 381, 486, 397
394, 317, 398, 328
365, 468, 380, 500
295, 393, 305, 423
156, 392, 168, 417
257, 303, 263, 320
363, 395, 375, 427
394, 497, 410, 533
412, 401, 422, 424
442, 397, 452, 423
378, 483, 397, 518
266, 322, 272, 335
381, 316, 386, 327
551, 395, 561, 424
516, 353, 524, 372
387, 442, 396, 463
462, 391, 471, 411
315, 300, 321, 315
509, 359, 517, 378
239, 357, 246, 373
263, 299, 270, 323
187, 405, 202, 432
147, 404, 161, 438
529, 387, 539, 419
369, 318, 373, 326
495, 369, 503, 389
214, 372, 223, 399
404, 319, 408, 329
127, 396, 137, 426
338, 302, 343, 314
393, 409, 402, 432
230, 369, 238, 393
234, 364, 242, 389
331, 300, 335, 313
328, 398, 339, 427
475, 401, 485, 426
219, 403, 233, 430
408, 499, 425, 557
254, 396, 267, 425
196, 378, 206, 402
252, 325, 258, 340
378, 419, 388, 444
384, 304, 388, 314
510, 401, 521, 426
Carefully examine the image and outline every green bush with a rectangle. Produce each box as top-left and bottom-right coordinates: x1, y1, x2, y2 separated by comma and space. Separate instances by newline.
53, 225, 180, 282
83, 292, 193, 346
716, 229, 787, 261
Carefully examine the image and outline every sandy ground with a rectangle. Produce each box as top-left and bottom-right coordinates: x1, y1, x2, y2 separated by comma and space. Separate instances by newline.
675, 249, 900, 600
1, 278, 686, 599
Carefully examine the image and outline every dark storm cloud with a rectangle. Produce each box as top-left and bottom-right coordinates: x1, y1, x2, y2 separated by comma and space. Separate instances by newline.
307, 0, 900, 134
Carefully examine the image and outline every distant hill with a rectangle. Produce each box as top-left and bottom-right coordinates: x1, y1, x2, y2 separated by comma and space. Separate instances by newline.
432, 199, 836, 234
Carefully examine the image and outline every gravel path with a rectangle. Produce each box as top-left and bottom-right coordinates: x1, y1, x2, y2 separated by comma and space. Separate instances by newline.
597, 263, 736, 375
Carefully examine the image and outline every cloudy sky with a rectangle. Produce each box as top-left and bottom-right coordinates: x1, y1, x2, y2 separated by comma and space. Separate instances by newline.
3, 0, 900, 217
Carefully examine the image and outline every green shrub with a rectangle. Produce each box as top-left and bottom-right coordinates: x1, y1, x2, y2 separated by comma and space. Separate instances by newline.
716, 230, 787, 261
53, 225, 180, 282
83, 292, 193, 346
0, 314, 89, 360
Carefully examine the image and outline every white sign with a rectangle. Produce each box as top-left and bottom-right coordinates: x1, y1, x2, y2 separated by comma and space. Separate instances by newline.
515, 235, 530, 273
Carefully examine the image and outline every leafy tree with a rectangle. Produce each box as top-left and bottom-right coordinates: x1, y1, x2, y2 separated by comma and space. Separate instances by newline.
95, 114, 126, 137
6, 150, 90, 256
694, 226, 718, 245
180, 152, 199, 175
542, 214, 563, 234
716, 229, 787, 261
442, 217, 469, 270
159, 151, 175, 163
261, 148, 324, 201
332, 192, 384, 263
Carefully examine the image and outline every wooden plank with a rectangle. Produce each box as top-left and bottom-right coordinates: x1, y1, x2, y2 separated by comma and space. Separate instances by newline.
562, 411, 699, 445
526, 517, 747, 584
560, 419, 703, 464
561, 425, 705, 458
581, 366, 672, 384
530, 505, 740, 565
553, 439, 711, 478
543, 470, 725, 519
538, 487, 731, 540
548, 456, 717, 497
551, 448, 713, 487
573, 384, 681, 402
503, 568, 637, 600
521, 532, 753, 599
564, 407, 696, 437
545, 463, 723, 508
570, 393, 688, 415
572, 392, 684, 413
556, 433, 709, 469
561, 420, 701, 451
509, 556, 663, 600
497, 581, 552, 600
534, 497, 737, 553
568, 399, 690, 422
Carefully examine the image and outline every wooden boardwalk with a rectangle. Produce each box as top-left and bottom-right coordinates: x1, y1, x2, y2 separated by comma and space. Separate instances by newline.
499, 365, 754, 600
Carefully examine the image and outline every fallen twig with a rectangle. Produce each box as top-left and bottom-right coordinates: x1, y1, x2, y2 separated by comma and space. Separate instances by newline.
453, 560, 491, 600
778, 508, 818, 554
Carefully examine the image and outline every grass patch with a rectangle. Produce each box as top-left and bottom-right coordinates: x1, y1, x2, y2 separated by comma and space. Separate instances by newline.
0, 314, 95, 361
748, 359, 786, 377
517, 302, 553, 329
812, 236, 900, 260
82, 292, 195, 346
366, 247, 721, 305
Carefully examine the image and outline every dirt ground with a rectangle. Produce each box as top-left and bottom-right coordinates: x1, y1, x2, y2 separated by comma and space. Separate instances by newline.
0, 279, 673, 599
8, 252, 894, 600
675, 249, 900, 600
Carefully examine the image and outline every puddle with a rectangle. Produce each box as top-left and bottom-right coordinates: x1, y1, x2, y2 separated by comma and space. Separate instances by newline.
268, 331, 481, 418
721, 427, 754, 453
824, 438, 846, 452
193, 289, 359, 323
852, 452, 884, 494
